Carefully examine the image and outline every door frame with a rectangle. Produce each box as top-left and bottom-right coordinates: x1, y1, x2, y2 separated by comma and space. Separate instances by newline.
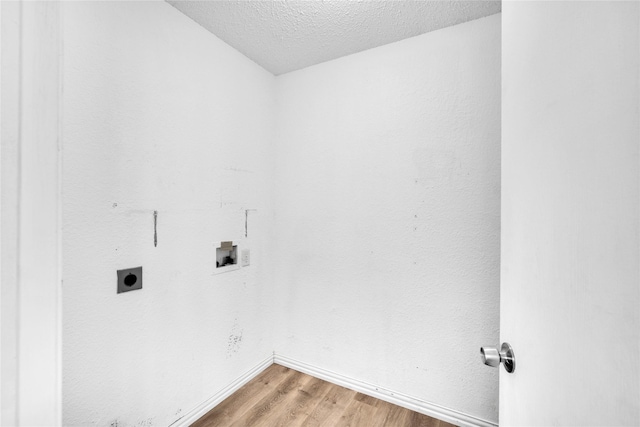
1, 1, 63, 425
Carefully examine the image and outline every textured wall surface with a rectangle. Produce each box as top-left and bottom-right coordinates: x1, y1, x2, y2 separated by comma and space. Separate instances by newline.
167, 0, 501, 75
62, 2, 276, 426
62, 3, 501, 425
273, 14, 501, 424
501, 2, 639, 425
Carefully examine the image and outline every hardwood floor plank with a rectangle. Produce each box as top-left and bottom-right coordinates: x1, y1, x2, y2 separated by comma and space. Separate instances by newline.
266, 375, 333, 427
299, 383, 357, 427
192, 365, 293, 427
437, 419, 458, 427
379, 400, 412, 426
354, 392, 379, 407
369, 400, 395, 427
229, 369, 306, 427
192, 364, 460, 427
334, 399, 378, 427
407, 410, 441, 427
244, 374, 315, 427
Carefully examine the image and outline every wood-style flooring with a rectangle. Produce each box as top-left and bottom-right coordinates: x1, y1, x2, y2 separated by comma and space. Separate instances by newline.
192, 364, 457, 427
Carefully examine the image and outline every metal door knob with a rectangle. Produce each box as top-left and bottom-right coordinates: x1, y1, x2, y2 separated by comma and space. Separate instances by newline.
480, 342, 516, 373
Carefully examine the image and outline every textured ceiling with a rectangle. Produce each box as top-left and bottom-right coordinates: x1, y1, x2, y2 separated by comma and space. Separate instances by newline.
167, 0, 501, 75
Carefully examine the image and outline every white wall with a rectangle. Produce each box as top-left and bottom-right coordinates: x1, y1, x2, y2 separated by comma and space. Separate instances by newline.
273, 14, 501, 424
62, 2, 275, 426
62, 5, 502, 425
501, 2, 639, 425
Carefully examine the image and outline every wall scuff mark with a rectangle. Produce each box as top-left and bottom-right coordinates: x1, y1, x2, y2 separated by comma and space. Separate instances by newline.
227, 319, 244, 357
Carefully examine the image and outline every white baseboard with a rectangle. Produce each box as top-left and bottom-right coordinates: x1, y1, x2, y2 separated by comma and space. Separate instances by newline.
169, 353, 496, 427
170, 355, 274, 427
274, 354, 497, 427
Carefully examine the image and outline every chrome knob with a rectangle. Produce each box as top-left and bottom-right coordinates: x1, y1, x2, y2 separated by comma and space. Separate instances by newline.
480, 346, 501, 367
480, 342, 516, 373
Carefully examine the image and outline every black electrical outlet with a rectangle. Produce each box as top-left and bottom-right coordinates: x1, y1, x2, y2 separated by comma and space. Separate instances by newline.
117, 266, 143, 294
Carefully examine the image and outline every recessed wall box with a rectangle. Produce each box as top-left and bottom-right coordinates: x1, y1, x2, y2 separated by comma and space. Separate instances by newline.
117, 266, 143, 294
216, 241, 237, 268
